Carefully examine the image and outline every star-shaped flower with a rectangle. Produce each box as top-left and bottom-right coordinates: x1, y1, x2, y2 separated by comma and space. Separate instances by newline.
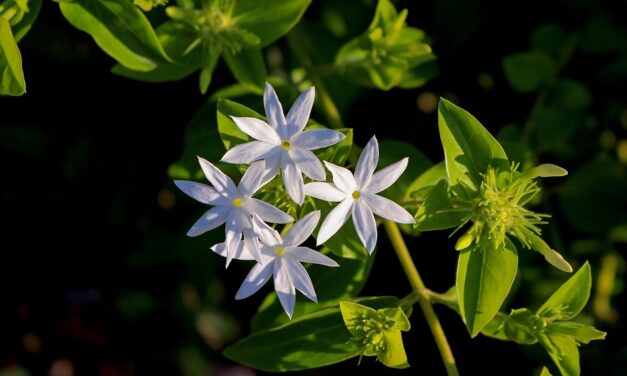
221, 83, 346, 205
234, 211, 339, 318
175, 158, 293, 267
305, 136, 415, 253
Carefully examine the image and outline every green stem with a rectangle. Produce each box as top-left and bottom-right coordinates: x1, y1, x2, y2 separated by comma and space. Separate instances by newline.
384, 221, 459, 376
286, 28, 344, 130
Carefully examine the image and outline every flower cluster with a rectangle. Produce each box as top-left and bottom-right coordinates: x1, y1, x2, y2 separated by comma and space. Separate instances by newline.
175, 83, 414, 317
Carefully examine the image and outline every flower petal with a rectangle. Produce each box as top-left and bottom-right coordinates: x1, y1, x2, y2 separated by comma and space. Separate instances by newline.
231, 116, 280, 144
283, 211, 320, 247
365, 157, 408, 194
324, 161, 356, 193
251, 215, 282, 246
291, 129, 345, 150
285, 86, 315, 138
290, 147, 325, 181
174, 180, 226, 205
198, 157, 238, 197
304, 182, 347, 202
260, 152, 281, 186
186, 206, 230, 237
211, 241, 256, 261
235, 261, 274, 300
281, 155, 305, 205
285, 258, 317, 302
273, 258, 296, 318
248, 198, 293, 223
224, 211, 244, 267
362, 193, 415, 224
288, 246, 339, 267
263, 82, 287, 138
352, 200, 378, 254
316, 197, 353, 245
221, 141, 279, 164
354, 136, 379, 188
238, 160, 267, 198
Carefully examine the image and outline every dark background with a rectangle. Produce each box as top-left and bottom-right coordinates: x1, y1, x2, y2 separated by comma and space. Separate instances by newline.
1, 0, 626, 375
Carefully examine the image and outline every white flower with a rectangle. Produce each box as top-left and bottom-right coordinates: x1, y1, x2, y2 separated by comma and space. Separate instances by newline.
305, 136, 415, 254
234, 211, 339, 318
221, 83, 346, 205
175, 158, 293, 267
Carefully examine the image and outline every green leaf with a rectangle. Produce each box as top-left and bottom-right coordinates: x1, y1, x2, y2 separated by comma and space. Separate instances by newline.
322, 218, 369, 260
10, 0, 42, 42
548, 322, 606, 344
224, 296, 398, 372
481, 309, 539, 345
111, 20, 202, 82
414, 180, 466, 231
537, 262, 591, 321
539, 366, 554, 376
457, 237, 518, 337
59, 0, 170, 72
233, 0, 311, 47
223, 48, 266, 92
531, 24, 568, 55
216, 98, 263, 150
438, 98, 509, 191
379, 307, 410, 331
0, 17, 25, 96
380, 330, 409, 368
406, 161, 446, 200
251, 251, 374, 331
539, 333, 580, 376
503, 51, 557, 93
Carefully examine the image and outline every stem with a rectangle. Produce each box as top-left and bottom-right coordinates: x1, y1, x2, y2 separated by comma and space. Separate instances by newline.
286, 28, 344, 130
384, 221, 459, 376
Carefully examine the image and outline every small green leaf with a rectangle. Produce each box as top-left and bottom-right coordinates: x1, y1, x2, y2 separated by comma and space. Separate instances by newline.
537, 262, 591, 321
457, 238, 518, 337
112, 21, 202, 82
438, 98, 509, 191
548, 322, 606, 344
503, 51, 557, 93
233, 0, 311, 47
10, 0, 42, 42
216, 98, 264, 150
539, 333, 580, 376
59, 0, 170, 72
379, 308, 411, 331
414, 180, 466, 231
380, 330, 409, 368
0, 17, 25, 95
223, 48, 266, 92
531, 24, 568, 55
406, 161, 447, 201
539, 366, 554, 376
481, 309, 539, 345
224, 296, 398, 372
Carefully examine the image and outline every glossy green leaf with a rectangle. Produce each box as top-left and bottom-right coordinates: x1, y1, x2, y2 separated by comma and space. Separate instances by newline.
438, 98, 509, 191
252, 251, 374, 331
457, 237, 518, 337
503, 51, 557, 93
548, 322, 606, 344
481, 309, 539, 345
59, 0, 169, 72
216, 98, 263, 150
414, 180, 466, 231
540, 333, 580, 376
111, 20, 202, 82
233, 0, 311, 47
224, 296, 398, 372
0, 17, 25, 96
537, 262, 591, 321
223, 48, 266, 92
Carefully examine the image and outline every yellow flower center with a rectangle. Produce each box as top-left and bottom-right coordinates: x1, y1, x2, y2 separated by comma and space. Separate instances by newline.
274, 246, 285, 256
280, 140, 291, 150
352, 190, 361, 199
232, 198, 244, 208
